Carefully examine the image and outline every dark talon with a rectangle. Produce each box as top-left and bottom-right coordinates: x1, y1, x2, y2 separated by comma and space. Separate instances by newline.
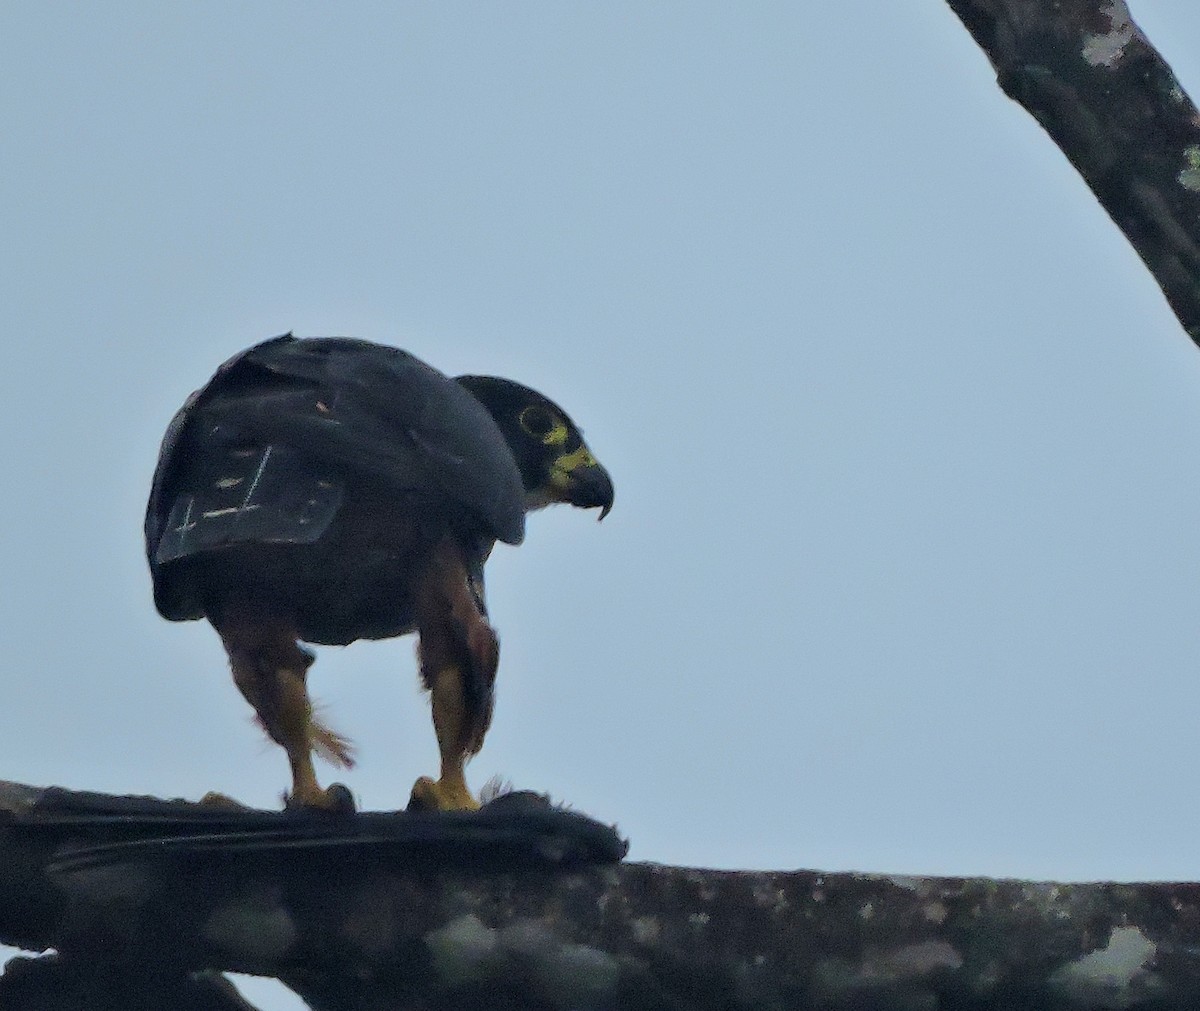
406, 784, 434, 813
324, 778, 355, 811
284, 783, 356, 814
326, 783, 356, 814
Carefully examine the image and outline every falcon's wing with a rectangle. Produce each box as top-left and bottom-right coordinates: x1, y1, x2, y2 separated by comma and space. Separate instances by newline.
151, 441, 345, 565
146, 335, 527, 570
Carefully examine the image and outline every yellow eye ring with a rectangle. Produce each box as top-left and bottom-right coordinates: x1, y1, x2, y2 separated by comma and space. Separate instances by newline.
519, 406, 568, 445
518, 405, 552, 437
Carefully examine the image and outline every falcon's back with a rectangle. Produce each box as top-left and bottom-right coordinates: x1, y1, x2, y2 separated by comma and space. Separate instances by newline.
145, 334, 526, 644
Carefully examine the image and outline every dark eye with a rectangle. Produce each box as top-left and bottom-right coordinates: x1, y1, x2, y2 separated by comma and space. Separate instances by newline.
518, 405, 554, 438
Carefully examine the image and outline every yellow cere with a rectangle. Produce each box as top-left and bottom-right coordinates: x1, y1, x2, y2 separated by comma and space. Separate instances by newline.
549, 445, 598, 487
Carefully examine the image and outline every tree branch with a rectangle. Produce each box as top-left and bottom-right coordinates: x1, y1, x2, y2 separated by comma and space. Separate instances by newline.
944, 0, 1200, 343
3, 781, 1200, 1010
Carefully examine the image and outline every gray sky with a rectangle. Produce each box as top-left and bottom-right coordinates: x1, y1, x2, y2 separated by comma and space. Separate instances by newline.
5, 3, 1200, 1007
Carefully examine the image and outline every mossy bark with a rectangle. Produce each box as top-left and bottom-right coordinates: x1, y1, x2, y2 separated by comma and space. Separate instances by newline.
2, 782, 1200, 1010
945, 0, 1200, 342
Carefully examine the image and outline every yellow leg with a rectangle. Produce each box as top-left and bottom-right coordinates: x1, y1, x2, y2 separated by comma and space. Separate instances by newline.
220, 627, 354, 811
275, 666, 330, 807
409, 665, 480, 811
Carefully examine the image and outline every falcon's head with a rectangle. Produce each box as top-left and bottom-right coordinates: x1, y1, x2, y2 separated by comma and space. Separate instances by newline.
456, 375, 614, 520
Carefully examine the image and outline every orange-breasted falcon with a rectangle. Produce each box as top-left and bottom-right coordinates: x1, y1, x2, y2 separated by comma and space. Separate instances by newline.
145, 335, 613, 811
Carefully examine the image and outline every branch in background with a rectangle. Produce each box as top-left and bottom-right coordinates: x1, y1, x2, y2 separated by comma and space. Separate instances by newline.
3, 782, 1200, 1010
945, 0, 1200, 343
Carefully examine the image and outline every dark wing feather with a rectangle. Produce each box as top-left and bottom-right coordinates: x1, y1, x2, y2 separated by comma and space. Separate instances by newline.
144, 393, 197, 564
152, 442, 345, 564
269, 339, 527, 544
147, 335, 526, 564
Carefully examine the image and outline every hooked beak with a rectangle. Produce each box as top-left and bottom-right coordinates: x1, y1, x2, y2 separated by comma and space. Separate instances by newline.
548, 448, 615, 520
567, 460, 614, 520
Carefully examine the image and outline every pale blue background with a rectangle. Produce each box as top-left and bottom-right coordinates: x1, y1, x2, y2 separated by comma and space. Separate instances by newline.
4, 4, 1200, 1007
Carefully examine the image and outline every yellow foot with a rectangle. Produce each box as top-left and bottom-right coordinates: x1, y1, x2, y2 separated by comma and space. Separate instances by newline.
285, 782, 356, 813
408, 775, 480, 812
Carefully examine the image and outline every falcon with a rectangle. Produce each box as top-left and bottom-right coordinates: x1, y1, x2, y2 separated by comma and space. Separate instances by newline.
145, 335, 613, 812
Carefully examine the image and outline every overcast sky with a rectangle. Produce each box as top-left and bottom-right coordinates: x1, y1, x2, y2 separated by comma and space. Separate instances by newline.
5, 4, 1200, 1007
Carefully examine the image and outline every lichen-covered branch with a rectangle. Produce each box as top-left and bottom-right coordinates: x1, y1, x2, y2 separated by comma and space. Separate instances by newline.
944, 0, 1200, 343
3, 782, 1200, 1009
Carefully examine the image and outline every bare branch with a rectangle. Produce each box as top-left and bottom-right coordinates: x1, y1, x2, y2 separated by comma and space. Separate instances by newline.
945, 0, 1200, 343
